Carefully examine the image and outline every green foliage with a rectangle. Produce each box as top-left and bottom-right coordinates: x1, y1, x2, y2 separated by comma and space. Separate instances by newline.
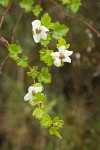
27, 66, 39, 79
0, 0, 9, 7
59, 0, 81, 13
41, 13, 53, 29
49, 127, 62, 139
40, 34, 51, 46
33, 93, 47, 106
52, 22, 69, 39
16, 55, 28, 68
32, 4, 43, 17
57, 37, 70, 49
40, 49, 53, 66
32, 107, 44, 119
40, 114, 52, 128
19, 0, 34, 12
38, 67, 51, 84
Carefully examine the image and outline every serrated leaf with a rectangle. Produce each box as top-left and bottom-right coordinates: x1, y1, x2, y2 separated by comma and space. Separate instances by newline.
17, 55, 28, 68
9, 53, 18, 61
19, 0, 34, 12
8, 44, 22, 54
32, 4, 43, 17
52, 22, 69, 39
68, 0, 81, 13
38, 67, 51, 84
33, 83, 43, 88
41, 13, 53, 29
53, 117, 64, 128
32, 107, 44, 119
27, 66, 38, 79
40, 114, 52, 128
57, 38, 70, 49
49, 127, 62, 139
59, 0, 70, 4
40, 49, 53, 66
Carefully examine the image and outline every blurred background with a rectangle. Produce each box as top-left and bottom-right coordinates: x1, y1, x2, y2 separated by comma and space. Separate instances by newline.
0, 0, 100, 149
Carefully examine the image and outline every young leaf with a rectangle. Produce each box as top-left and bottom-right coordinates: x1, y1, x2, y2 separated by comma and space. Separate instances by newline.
17, 55, 28, 68
38, 67, 51, 84
49, 127, 62, 139
40, 49, 54, 66
32, 107, 44, 119
40, 34, 51, 46
32, 4, 43, 17
33, 93, 47, 106
19, 0, 34, 12
52, 22, 69, 39
8, 44, 22, 54
57, 38, 70, 49
40, 114, 52, 128
27, 66, 38, 79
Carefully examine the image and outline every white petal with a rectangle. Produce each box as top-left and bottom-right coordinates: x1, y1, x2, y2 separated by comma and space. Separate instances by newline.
58, 46, 65, 53
51, 52, 60, 59
40, 32, 47, 40
24, 93, 33, 101
41, 26, 49, 32
33, 34, 41, 43
34, 86, 43, 93
64, 50, 73, 56
54, 58, 61, 67
62, 56, 71, 63
28, 86, 34, 93
32, 20, 41, 31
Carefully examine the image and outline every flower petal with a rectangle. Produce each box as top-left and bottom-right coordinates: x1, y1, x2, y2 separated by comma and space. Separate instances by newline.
62, 56, 71, 63
54, 58, 61, 67
64, 50, 73, 56
32, 20, 41, 32
34, 86, 43, 93
41, 32, 47, 40
41, 26, 49, 32
51, 52, 60, 59
28, 86, 34, 93
58, 46, 65, 53
24, 93, 33, 101
33, 34, 41, 43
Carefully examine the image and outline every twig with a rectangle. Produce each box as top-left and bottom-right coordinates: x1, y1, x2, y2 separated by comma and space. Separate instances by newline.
0, 0, 13, 29
11, 11, 24, 43
50, 0, 100, 37
0, 35, 9, 47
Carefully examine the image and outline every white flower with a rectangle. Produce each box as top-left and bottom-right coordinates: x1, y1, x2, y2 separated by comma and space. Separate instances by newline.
24, 85, 43, 101
51, 46, 73, 67
32, 20, 49, 43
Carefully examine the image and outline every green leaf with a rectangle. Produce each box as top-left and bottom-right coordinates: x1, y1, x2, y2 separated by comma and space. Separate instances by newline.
27, 66, 38, 79
9, 53, 18, 61
49, 127, 62, 139
41, 13, 53, 29
32, 4, 43, 17
53, 117, 64, 128
40, 49, 54, 66
0, 0, 9, 7
32, 107, 44, 119
40, 114, 52, 128
17, 55, 28, 68
8, 44, 22, 54
57, 38, 70, 49
68, 0, 81, 13
19, 0, 34, 12
33, 83, 43, 89
33, 93, 47, 106
52, 22, 69, 39
38, 67, 51, 84
59, 0, 70, 4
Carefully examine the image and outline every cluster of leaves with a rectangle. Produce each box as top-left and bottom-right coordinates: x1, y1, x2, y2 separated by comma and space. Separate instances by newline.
59, 0, 81, 13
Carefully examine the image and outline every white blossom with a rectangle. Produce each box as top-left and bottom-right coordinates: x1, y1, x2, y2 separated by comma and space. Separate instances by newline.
24, 85, 43, 102
51, 46, 73, 67
32, 20, 49, 43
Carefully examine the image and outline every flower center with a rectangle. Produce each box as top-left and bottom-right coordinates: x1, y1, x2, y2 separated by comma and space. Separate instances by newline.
59, 53, 65, 59
32, 91, 36, 96
38, 101, 44, 108
36, 28, 42, 34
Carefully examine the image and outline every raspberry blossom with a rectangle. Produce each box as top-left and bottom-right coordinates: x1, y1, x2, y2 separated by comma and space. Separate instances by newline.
24, 85, 43, 101
51, 46, 73, 67
32, 20, 49, 43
